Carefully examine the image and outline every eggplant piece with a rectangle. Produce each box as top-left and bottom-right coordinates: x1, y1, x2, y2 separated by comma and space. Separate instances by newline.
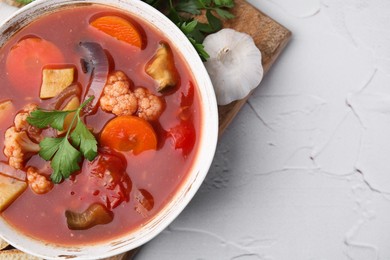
65, 203, 113, 230
79, 42, 109, 114
146, 42, 179, 92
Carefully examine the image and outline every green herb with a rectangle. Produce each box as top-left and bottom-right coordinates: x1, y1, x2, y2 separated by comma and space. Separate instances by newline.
27, 96, 98, 183
142, 0, 235, 61
15, 0, 34, 4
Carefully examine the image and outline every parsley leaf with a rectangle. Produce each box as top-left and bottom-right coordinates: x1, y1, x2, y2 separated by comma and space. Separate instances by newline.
27, 109, 70, 130
50, 138, 81, 183
142, 0, 235, 61
27, 96, 98, 183
71, 120, 98, 161
39, 137, 64, 160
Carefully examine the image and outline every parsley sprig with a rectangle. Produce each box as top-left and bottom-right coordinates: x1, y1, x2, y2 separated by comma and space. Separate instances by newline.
143, 0, 235, 60
27, 96, 98, 183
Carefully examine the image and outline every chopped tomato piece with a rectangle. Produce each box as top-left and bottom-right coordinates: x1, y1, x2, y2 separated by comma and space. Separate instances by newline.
134, 188, 154, 217
180, 81, 195, 108
90, 15, 143, 48
85, 150, 132, 209
167, 120, 196, 156
6, 37, 64, 96
178, 82, 195, 120
100, 116, 158, 155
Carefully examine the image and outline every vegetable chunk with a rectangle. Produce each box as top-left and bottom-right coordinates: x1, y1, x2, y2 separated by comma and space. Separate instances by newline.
90, 15, 143, 48
40, 68, 75, 99
0, 100, 15, 124
6, 37, 64, 96
100, 71, 164, 121
100, 116, 157, 155
65, 203, 113, 230
4, 127, 40, 170
146, 42, 179, 92
0, 174, 27, 212
58, 96, 80, 135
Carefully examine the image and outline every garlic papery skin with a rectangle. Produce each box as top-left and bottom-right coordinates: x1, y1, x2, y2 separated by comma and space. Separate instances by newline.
203, 28, 263, 106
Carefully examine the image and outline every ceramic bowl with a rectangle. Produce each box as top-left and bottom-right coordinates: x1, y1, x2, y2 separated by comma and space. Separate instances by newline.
0, 0, 218, 259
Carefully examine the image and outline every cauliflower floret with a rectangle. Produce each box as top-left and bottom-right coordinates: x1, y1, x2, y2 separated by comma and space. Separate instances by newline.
13, 103, 42, 143
4, 127, 40, 170
104, 71, 132, 97
100, 71, 164, 121
27, 167, 53, 194
100, 71, 138, 115
112, 94, 138, 116
134, 88, 164, 121
14, 104, 37, 131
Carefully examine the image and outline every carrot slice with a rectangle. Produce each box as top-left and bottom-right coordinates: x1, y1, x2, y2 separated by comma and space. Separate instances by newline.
6, 37, 64, 95
90, 16, 143, 48
100, 116, 157, 155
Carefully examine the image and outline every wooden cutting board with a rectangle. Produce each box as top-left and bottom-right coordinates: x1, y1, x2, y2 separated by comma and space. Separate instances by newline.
213, 0, 291, 135
1, 0, 291, 259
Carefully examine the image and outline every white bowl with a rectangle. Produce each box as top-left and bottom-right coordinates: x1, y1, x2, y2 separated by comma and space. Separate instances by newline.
0, 0, 218, 259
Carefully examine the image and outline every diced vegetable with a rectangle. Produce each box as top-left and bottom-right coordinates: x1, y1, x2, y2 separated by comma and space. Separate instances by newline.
86, 150, 132, 209
167, 120, 196, 156
0, 174, 27, 212
79, 42, 109, 114
134, 189, 154, 213
90, 15, 143, 48
65, 203, 113, 230
6, 37, 64, 96
0, 162, 26, 181
146, 42, 179, 92
178, 82, 195, 121
100, 116, 157, 155
40, 68, 75, 99
0, 100, 15, 124
49, 83, 82, 110
58, 96, 80, 135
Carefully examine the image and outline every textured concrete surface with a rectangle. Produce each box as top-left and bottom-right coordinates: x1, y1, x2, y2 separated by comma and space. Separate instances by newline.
136, 1, 390, 259
1, 0, 390, 259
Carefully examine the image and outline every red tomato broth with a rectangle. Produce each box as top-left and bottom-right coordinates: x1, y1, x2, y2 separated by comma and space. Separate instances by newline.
0, 5, 201, 245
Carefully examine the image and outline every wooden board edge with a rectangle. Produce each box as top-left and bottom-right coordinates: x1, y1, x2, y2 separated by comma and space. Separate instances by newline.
217, 0, 292, 135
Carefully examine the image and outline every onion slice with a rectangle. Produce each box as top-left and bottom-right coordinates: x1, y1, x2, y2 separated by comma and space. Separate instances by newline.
48, 83, 81, 110
0, 162, 26, 181
79, 42, 109, 114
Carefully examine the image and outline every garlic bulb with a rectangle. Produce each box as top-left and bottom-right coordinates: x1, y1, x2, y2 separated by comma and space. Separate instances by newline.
203, 28, 263, 105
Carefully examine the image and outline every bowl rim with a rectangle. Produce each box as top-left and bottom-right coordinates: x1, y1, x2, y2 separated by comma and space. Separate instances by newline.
0, 0, 218, 259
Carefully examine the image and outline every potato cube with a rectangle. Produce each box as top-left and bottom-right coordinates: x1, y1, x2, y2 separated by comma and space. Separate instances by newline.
0, 174, 27, 212
58, 96, 80, 135
40, 68, 74, 99
0, 100, 14, 124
